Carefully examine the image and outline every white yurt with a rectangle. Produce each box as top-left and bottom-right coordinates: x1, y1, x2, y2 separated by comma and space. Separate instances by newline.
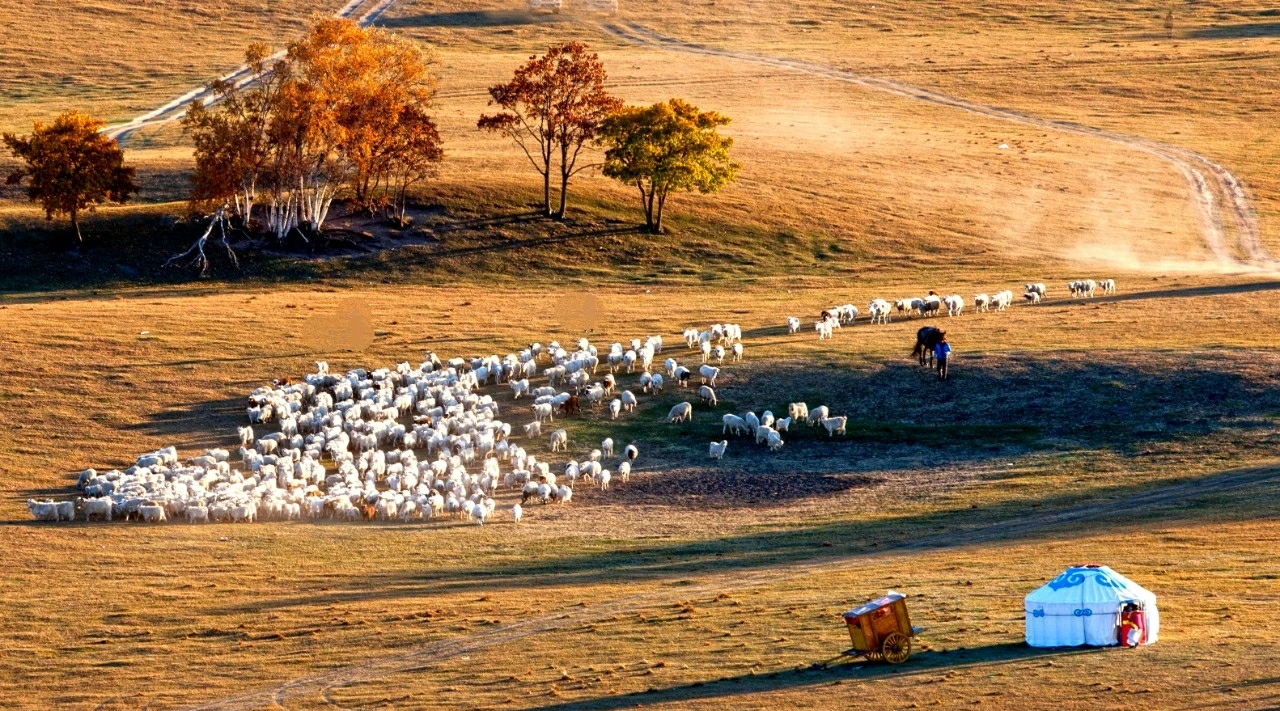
1024, 565, 1159, 648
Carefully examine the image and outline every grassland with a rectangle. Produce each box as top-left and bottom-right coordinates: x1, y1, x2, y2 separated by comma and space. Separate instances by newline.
2, 1, 1280, 710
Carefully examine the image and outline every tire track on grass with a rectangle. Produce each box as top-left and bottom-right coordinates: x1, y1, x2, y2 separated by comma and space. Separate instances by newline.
182, 462, 1280, 711
598, 21, 1273, 271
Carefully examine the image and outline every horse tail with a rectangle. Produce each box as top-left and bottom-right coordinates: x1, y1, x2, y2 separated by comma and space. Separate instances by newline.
910, 340, 923, 358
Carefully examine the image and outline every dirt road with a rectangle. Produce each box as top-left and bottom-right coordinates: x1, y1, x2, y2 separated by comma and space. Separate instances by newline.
599, 21, 1274, 273
180, 462, 1280, 711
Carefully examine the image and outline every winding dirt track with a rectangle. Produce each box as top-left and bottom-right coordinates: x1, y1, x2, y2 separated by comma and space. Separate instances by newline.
599, 21, 1274, 271
180, 462, 1280, 711
101, 0, 401, 142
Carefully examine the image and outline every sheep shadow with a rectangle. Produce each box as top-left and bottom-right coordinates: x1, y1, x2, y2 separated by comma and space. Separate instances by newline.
519, 643, 1100, 711
120, 395, 246, 454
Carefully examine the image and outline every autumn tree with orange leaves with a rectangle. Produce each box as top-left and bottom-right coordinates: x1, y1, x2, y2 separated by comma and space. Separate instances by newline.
183, 18, 442, 244
3, 112, 137, 243
479, 42, 621, 218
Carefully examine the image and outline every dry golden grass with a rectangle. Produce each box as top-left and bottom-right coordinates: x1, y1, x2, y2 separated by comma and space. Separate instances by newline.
3, 2, 1280, 710
3, 276, 1280, 709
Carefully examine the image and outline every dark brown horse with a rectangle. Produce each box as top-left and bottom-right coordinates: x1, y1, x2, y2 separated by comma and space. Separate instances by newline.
911, 327, 945, 366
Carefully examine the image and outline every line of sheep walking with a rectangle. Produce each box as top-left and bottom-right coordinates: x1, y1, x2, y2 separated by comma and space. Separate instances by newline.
791, 278, 1117, 337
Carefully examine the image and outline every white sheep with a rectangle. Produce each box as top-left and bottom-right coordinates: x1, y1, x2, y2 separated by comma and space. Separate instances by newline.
609, 398, 622, 420
601, 438, 614, 458
550, 429, 568, 452
868, 299, 892, 324
766, 430, 784, 452
511, 503, 522, 524
945, 294, 964, 316
524, 421, 542, 439
775, 416, 792, 433
618, 461, 631, 482
668, 402, 693, 423
973, 294, 990, 312
787, 317, 801, 334
722, 413, 748, 436
789, 402, 809, 421
821, 415, 848, 436
599, 469, 612, 490
731, 343, 743, 362
620, 390, 637, 412
815, 320, 833, 340
699, 364, 720, 387
709, 440, 728, 460
992, 290, 1014, 311
1099, 278, 1116, 294
624, 444, 639, 463
807, 405, 830, 426
698, 385, 718, 406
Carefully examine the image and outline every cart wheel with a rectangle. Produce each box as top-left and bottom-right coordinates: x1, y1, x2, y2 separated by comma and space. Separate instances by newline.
881, 632, 912, 664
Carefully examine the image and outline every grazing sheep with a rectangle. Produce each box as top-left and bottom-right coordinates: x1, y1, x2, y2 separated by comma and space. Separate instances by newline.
765, 430, 784, 452
821, 416, 848, 436
1024, 291, 1042, 304
973, 294, 990, 312
698, 385, 718, 406
713, 345, 726, 364
775, 416, 792, 433
238, 426, 254, 446
185, 506, 209, 523
524, 421, 542, 439
760, 410, 775, 429
667, 402, 693, 423
620, 390, 637, 412
807, 405, 830, 426
26, 500, 63, 522
609, 398, 622, 419
815, 320, 834, 340
1099, 278, 1117, 294
650, 373, 665, 393
1025, 283, 1047, 298
744, 411, 760, 434
722, 413, 749, 436
601, 438, 614, 458
699, 364, 720, 387
992, 290, 1014, 311
618, 461, 631, 482
624, 444, 639, 463
511, 379, 530, 399
598, 469, 612, 490
731, 343, 743, 362
140, 504, 166, 523
944, 294, 964, 317
550, 429, 568, 452
787, 317, 801, 334
709, 440, 728, 460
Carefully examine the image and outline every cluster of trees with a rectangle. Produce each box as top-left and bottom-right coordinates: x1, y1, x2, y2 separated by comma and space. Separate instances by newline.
480, 41, 739, 233
184, 18, 442, 239
1, 21, 739, 263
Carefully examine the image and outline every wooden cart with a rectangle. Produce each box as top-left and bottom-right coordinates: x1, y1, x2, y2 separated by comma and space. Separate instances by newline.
840, 592, 922, 664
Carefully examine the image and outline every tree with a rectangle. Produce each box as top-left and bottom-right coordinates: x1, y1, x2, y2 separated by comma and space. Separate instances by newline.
479, 42, 621, 218
3, 111, 138, 242
598, 99, 739, 234
182, 18, 441, 245
384, 105, 443, 227
183, 43, 282, 227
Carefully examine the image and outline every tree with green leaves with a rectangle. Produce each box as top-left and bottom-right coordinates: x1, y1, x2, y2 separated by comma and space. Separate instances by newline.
598, 99, 738, 234
3, 112, 138, 242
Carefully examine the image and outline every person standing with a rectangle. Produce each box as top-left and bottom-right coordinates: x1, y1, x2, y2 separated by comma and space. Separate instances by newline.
934, 334, 952, 381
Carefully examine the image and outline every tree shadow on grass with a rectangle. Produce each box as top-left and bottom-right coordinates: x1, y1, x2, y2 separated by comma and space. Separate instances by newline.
1182, 22, 1280, 39
378, 10, 570, 29
520, 643, 1101, 711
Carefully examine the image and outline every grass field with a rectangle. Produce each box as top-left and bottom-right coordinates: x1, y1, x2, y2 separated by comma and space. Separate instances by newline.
2, 1, 1280, 710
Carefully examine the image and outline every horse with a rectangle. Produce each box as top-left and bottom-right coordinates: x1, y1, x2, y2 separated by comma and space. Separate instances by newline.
911, 327, 945, 367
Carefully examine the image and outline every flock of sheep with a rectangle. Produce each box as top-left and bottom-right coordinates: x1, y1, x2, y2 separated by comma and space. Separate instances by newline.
795, 278, 1117, 339
25, 277, 1113, 525
27, 326, 757, 526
